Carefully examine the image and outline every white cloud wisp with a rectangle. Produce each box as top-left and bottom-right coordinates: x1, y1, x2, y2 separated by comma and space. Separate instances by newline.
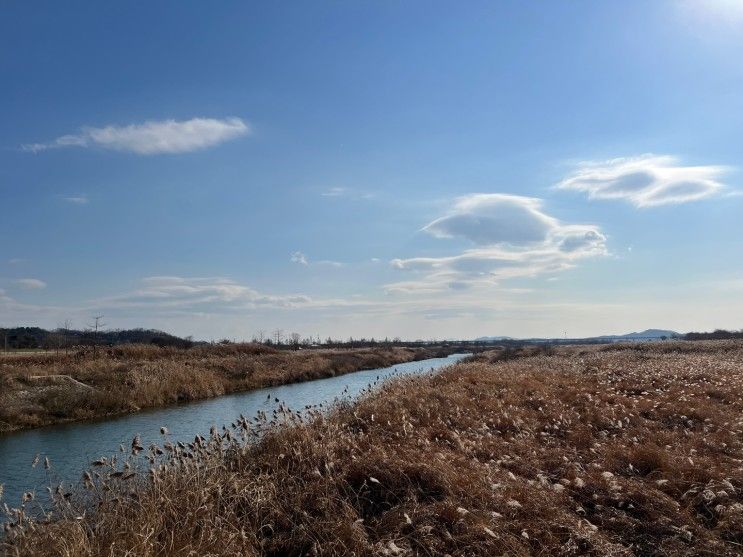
14, 278, 47, 290
23, 117, 249, 155
102, 276, 314, 312
62, 195, 89, 205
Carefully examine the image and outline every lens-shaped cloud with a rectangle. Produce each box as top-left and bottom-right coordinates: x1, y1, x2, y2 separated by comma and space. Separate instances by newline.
556, 155, 729, 207
423, 194, 557, 246
389, 194, 607, 293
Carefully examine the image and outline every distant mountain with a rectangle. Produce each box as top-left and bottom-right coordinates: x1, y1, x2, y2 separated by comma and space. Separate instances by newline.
474, 329, 681, 343
626, 329, 681, 339
597, 329, 680, 340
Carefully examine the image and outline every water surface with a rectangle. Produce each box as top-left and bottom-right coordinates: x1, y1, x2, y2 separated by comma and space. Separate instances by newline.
0, 353, 467, 508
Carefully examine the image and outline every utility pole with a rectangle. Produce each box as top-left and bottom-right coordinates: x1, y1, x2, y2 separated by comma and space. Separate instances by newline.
63, 319, 72, 354
90, 315, 105, 357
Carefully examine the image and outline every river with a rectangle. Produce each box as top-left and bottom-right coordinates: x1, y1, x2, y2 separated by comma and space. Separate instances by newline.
0, 353, 468, 509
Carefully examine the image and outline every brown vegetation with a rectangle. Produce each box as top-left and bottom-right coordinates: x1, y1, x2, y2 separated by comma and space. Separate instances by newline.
3, 341, 742, 555
0, 343, 453, 433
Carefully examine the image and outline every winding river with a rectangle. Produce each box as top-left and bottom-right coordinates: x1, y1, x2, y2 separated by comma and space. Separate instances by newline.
0, 353, 468, 509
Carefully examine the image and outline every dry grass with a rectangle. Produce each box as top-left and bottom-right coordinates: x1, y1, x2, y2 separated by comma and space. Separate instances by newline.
0, 344, 449, 433
3, 341, 742, 556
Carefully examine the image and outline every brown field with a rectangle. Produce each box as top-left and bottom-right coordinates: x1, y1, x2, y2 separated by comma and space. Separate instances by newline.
3, 340, 743, 556
0, 343, 454, 433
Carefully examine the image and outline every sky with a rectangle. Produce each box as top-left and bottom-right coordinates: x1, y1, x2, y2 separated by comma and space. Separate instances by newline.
2, 1, 743, 341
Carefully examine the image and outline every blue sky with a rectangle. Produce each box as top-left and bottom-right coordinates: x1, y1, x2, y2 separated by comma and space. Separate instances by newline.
2, 1, 742, 340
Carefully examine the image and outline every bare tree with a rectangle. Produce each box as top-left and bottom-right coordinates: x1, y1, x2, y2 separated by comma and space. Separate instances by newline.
47, 329, 64, 354
54, 319, 73, 354
290, 332, 301, 350
254, 329, 266, 344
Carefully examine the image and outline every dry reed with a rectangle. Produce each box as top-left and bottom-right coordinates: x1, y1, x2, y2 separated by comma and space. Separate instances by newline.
2, 341, 742, 555
0, 344, 450, 433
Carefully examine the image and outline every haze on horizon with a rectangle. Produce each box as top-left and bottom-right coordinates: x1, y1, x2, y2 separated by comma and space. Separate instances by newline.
2, 1, 742, 341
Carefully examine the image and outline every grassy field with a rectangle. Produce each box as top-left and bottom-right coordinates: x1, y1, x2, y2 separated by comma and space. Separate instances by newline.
0, 343, 455, 433
0, 349, 50, 357
3, 340, 742, 555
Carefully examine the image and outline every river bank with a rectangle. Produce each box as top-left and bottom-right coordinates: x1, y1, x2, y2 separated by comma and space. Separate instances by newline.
4, 341, 741, 555
0, 343, 462, 433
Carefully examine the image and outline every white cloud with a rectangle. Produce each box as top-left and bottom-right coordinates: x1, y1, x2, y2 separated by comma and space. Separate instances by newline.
290, 251, 343, 268
95, 276, 321, 314
14, 278, 47, 290
0, 276, 365, 330
23, 117, 249, 155
291, 251, 309, 266
4, 273, 743, 341
389, 194, 606, 292
556, 155, 729, 207
0, 276, 370, 336
320, 187, 375, 200
62, 195, 89, 205
321, 187, 348, 197
423, 194, 557, 246
316, 260, 344, 268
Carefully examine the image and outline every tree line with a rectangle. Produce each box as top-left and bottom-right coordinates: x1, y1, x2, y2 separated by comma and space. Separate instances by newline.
684, 329, 743, 341
0, 326, 195, 351
3, 324, 740, 353
0, 325, 484, 353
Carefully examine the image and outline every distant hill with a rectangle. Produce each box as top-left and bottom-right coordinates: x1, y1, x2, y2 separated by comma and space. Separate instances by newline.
596, 329, 681, 341
473, 329, 681, 344
0, 326, 196, 350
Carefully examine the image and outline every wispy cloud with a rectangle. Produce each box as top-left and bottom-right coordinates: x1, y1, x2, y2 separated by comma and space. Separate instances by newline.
316, 260, 344, 268
320, 187, 375, 200
100, 276, 315, 311
14, 278, 47, 290
321, 187, 348, 197
556, 155, 730, 207
389, 194, 606, 293
290, 251, 343, 268
62, 195, 89, 205
0, 276, 365, 326
23, 117, 250, 155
